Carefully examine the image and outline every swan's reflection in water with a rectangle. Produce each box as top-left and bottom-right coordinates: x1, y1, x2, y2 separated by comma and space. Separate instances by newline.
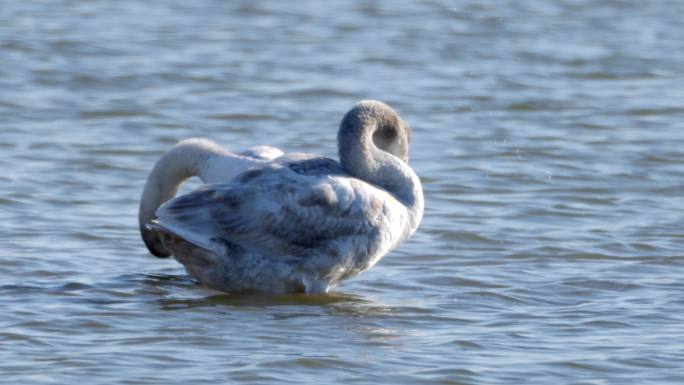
146, 272, 413, 348
158, 291, 372, 310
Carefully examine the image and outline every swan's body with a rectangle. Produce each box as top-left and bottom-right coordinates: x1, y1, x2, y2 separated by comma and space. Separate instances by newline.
139, 100, 423, 294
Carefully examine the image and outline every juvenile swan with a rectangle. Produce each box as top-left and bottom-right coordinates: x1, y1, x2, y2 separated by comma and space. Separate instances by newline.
139, 100, 423, 294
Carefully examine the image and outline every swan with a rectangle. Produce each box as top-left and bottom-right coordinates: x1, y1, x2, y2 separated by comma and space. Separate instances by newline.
139, 100, 423, 294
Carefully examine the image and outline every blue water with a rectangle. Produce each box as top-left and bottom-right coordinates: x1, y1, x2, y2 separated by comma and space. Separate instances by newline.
1, 1, 684, 384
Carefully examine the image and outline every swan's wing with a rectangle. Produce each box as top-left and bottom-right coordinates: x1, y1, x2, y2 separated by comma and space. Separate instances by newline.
154, 160, 398, 261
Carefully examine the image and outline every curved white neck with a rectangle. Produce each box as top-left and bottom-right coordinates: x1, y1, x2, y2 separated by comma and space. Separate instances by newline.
337, 118, 424, 232
138, 139, 250, 256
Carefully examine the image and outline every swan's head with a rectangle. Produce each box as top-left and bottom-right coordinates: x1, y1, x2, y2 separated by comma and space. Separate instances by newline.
340, 100, 412, 162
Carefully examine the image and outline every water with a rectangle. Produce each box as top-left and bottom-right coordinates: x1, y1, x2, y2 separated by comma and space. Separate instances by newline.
2, 0, 684, 384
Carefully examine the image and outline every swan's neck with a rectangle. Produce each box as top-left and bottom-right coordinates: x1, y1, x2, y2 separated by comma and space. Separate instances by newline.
338, 122, 424, 232
138, 139, 230, 257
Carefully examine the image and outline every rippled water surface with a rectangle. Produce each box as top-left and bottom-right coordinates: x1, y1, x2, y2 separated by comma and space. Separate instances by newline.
2, 1, 684, 384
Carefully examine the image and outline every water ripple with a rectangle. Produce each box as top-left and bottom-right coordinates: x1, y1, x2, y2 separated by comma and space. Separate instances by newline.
2, 0, 684, 384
